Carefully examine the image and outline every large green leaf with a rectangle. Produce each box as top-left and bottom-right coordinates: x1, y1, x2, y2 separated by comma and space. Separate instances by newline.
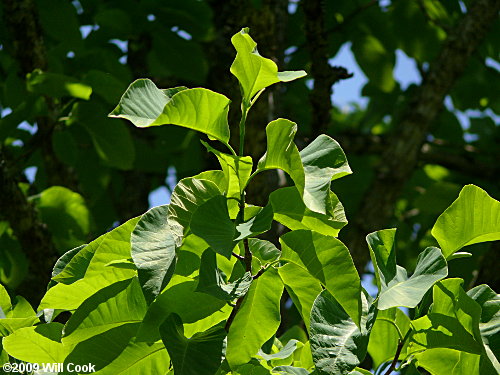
62, 278, 147, 345
131, 205, 177, 304
431, 185, 500, 259
202, 140, 252, 217
136, 274, 227, 342
41, 218, 140, 310
270, 187, 347, 237
168, 177, 222, 246
34, 186, 91, 252
109, 79, 231, 144
63, 323, 140, 373
52, 217, 139, 285
299, 134, 351, 215
280, 230, 361, 327
226, 268, 284, 368
190, 195, 237, 259
93, 339, 169, 375
257, 119, 305, 195
235, 205, 274, 241
230, 28, 306, 104
367, 229, 447, 310
278, 263, 322, 330
160, 314, 226, 375
367, 307, 410, 369
196, 248, 252, 301
411, 281, 498, 374
309, 290, 373, 375
3, 323, 67, 363
249, 239, 281, 264
467, 284, 500, 364
0, 291, 38, 337
410, 279, 498, 374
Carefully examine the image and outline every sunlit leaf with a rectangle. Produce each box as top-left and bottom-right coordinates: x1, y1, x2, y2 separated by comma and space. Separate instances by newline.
367, 229, 447, 310
27, 69, 92, 99
227, 268, 284, 368
431, 185, 500, 259
3, 323, 67, 363
280, 230, 361, 327
270, 187, 347, 237
299, 134, 351, 214
230, 28, 306, 104
62, 278, 147, 345
109, 79, 231, 144
278, 263, 322, 330
168, 177, 222, 246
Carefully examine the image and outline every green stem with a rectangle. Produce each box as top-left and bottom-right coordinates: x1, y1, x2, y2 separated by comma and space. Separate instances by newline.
382, 329, 411, 375
238, 101, 250, 156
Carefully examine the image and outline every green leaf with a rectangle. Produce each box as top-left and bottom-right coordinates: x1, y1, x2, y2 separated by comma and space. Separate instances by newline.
62, 278, 147, 345
309, 291, 373, 375
3, 323, 67, 363
0, 295, 38, 337
413, 348, 486, 375
27, 69, 92, 99
431, 185, 500, 259
278, 263, 322, 330
52, 217, 139, 285
196, 248, 252, 301
93, 339, 169, 375
202, 140, 253, 217
160, 313, 226, 375
41, 218, 139, 310
270, 187, 347, 237
280, 230, 361, 327
299, 134, 352, 214
235, 205, 274, 241
109, 79, 231, 144
410, 279, 499, 373
272, 366, 310, 375
131, 205, 177, 304
136, 275, 227, 343
258, 340, 299, 360
249, 239, 281, 264
34, 186, 91, 252
410, 278, 482, 349
467, 284, 500, 369
190, 195, 237, 259
51, 245, 85, 282
63, 323, 140, 373
168, 177, 223, 246
257, 119, 305, 195
366, 229, 448, 310
230, 28, 306, 104
367, 308, 410, 368
227, 268, 284, 368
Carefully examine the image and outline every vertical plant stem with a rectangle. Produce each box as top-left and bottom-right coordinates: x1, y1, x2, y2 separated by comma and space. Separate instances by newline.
238, 102, 249, 156
382, 329, 411, 375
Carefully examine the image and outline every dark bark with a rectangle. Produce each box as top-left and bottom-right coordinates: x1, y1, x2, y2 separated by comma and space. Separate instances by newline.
302, 0, 353, 138
346, 0, 500, 272
0, 149, 57, 304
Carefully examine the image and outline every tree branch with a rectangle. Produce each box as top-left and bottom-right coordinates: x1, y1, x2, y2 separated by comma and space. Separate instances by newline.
0, 149, 58, 304
302, 0, 353, 137
346, 0, 500, 271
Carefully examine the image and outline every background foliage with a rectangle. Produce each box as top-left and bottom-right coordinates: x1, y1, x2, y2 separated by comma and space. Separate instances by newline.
0, 0, 498, 329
